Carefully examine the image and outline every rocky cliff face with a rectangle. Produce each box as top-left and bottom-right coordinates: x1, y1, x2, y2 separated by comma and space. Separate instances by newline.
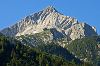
0, 6, 97, 40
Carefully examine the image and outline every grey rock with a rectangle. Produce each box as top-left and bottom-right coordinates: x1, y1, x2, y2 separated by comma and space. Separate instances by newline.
0, 6, 98, 40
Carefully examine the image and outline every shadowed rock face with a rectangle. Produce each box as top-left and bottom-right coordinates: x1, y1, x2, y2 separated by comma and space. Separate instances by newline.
84, 23, 98, 36
50, 28, 64, 40
0, 6, 97, 40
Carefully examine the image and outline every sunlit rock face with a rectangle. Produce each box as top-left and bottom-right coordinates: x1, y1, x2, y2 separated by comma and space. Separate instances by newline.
0, 6, 97, 40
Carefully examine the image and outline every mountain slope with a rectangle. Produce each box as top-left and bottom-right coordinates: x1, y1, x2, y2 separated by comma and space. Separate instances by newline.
15, 29, 100, 66
66, 36, 100, 66
15, 30, 81, 64
0, 33, 91, 66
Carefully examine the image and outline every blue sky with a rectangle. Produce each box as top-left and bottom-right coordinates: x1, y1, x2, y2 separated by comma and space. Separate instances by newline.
0, 0, 100, 34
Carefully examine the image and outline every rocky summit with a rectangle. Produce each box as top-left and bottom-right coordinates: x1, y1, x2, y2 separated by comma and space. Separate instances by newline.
0, 6, 97, 40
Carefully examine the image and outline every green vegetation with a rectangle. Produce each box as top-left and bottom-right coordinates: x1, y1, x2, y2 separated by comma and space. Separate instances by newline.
16, 32, 81, 64
36, 41, 81, 64
67, 36, 100, 66
0, 33, 90, 66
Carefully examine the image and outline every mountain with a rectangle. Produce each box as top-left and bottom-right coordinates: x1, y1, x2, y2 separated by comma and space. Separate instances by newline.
0, 6, 99, 66
0, 6, 97, 40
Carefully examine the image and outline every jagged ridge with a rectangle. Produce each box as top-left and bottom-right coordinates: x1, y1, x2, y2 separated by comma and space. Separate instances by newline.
0, 6, 97, 40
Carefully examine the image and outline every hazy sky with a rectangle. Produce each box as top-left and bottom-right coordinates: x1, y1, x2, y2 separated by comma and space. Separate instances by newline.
0, 0, 100, 34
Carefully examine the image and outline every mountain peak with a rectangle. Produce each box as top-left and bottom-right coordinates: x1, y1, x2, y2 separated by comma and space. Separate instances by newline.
44, 6, 57, 13
46, 6, 55, 9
